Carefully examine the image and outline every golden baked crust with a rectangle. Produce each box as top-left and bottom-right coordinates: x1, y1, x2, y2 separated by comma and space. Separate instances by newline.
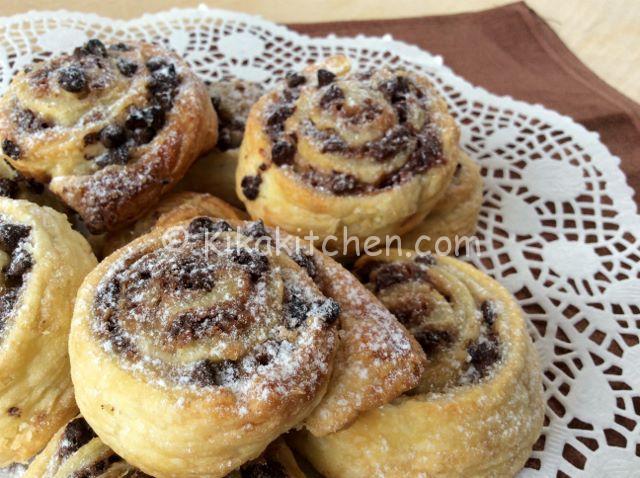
102, 191, 247, 256
402, 150, 483, 252
0, 39, 217, 233
236, 55, 459, 254
25, 415, 303, 478
70, 216, 339, 477
294, 251, 544, 477
0, 198, 97, 466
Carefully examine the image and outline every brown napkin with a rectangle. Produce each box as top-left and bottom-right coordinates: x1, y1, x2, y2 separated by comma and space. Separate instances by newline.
290, 2, 640, 206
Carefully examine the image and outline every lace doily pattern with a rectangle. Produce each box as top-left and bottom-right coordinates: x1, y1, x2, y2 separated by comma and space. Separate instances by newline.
0, 7, 638, 477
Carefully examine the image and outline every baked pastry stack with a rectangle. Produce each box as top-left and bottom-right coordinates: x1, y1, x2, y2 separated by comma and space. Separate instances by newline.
0, 38, 543, 478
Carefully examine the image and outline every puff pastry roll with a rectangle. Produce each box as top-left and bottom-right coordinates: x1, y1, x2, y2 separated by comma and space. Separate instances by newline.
0, 199, 97, 466
0, 39, 217, 233
25, 415, 304, 478
402, 150, 483, 252
294, 251, 544, 477
69, 216, 340, 477
236, 55, 459, 253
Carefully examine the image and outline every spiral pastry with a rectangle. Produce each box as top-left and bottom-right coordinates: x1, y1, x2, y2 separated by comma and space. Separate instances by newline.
25, 415, 304, 478
102, 191, 246, 256
69, 215, 340, 477
236, 55, 459, 251
401, 150, 483, 252
294, 251, 544, 477
0, 199, 97, 466
0, 39, 217, 233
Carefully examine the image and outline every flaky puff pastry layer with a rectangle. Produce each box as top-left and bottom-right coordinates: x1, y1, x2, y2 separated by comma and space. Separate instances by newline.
236, 55, 459, 254
113, 194, 425, 438
25, 414, 304, 478
294, 251, 544, 478
402, 150, 483, 252
0, 39, 217, 233
0, 199, 96, 466
102, 191, 246, 256
70, 215, 341, 477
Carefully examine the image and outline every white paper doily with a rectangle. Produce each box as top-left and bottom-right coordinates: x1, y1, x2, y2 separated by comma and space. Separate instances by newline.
0, 6, 638, 477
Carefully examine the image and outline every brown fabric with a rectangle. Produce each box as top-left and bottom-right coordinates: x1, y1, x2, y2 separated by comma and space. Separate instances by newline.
290, 2, 640, 206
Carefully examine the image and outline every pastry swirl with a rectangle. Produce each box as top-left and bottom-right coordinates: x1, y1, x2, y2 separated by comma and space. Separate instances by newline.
25, 415, 304, 478
108, 195, 426, 438
0, 39, 217, 233
294, 251, 544, 477
70, 215, 339, 477
0, 198, 96, 466
237, 55, 459, 251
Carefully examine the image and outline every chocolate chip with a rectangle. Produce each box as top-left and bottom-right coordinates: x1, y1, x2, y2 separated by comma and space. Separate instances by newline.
414, 253, 436, 266
170, 309, 237, 342
5, 248, 32, 278
131, 127, 155, 145
109, 42, 132, 52
291, 251, 317, 279
187, 217, 232, 236
7, 407, 20, 417
285, 294, 310, 329
83, 132, 100, 146
317, 69, 336, 87
190, 359, 237, 387
319, 84, 344, 109
94, 145, 129, 168
145, 57, 168, 72
150, 63, 179, 88
409, 132, 443, 171
271, 139, 296, 166
116, 58, 138, 77
468, 338, 500, 377
0, 224, 30, 251
481, 300, 497, 327
241, 175, 262, 200
266, 106, 294, 134
285, 72, 306, 88
173, 258, 216, 291
330, 172, 357, 195
320, 136, 348, 154
367, 125, 410, 161
310, 298, 340, 325
125, 106, 165, 132
57, 417, 97, 459
58, 64, 87, 93
240, 220, 271, 243
230, 248, 269, 282
379, 75, 410, 103
2, 139, 21, 160
99, 124, 127, 148
241, 460, 287, 478
394, 101, 408, 123
124, 108, 147, 130
15, 108, 48, 132
83, 39, 108, 57
414, 330, 452, 355
374, 262, 424, 291
0, 178, 18, 198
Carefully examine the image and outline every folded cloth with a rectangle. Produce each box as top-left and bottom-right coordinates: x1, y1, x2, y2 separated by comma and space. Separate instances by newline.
290, 1, 640, 205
